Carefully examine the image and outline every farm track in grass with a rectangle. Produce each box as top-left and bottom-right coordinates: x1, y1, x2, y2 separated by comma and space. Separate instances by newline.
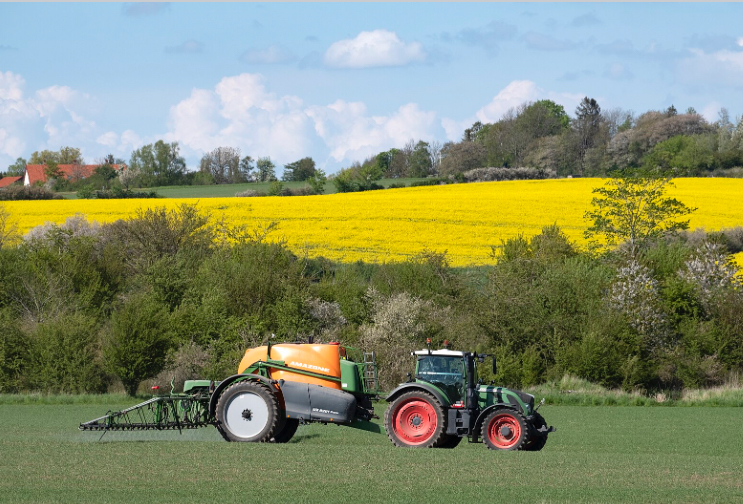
7, 178, 743, 267
1, 402, 742, 503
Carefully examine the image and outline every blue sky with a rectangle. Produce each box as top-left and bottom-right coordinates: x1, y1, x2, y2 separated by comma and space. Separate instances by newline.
1, 2, 743, 175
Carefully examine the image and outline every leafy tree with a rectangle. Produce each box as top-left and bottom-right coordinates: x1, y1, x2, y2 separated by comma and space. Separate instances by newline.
283, 157, 317, 182
44, 160, 63, 181
129, 140, 186, 186
239, 156, 256, 182
408, 141, 433, 178
6, 157, 26, 176
584, 175, 697, 255
256, 157, 276, 182
574, 97, 602, 173
94, 164, 118, 182
439, 141, 486, 176
200, 146, 241, 184
463, 121, 484, 142
106, 293, 173, 396
306, 169, 327, 194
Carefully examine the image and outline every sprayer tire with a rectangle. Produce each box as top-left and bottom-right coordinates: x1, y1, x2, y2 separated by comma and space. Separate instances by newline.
271, 418, 299, 443
215, 380, 281, 442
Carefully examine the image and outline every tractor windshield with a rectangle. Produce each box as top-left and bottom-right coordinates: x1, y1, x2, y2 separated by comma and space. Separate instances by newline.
416, 356, 465, 402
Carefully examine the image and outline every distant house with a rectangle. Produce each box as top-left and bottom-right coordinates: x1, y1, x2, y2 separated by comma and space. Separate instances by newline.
0, 176, 23, 188
23, 163, 126, 186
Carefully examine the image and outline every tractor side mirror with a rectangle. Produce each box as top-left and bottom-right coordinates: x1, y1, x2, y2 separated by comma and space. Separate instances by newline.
492, 356, 497, 376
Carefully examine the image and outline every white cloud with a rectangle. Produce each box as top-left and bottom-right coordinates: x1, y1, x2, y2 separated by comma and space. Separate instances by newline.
0, 70, 100, 164
701, 101, 723, 123
738, 37, 743, 48
306, 100, 439, 162
164, 73, 313, 164
324, 29, 425, 68
678, 47, 743, 86
475, 80, 541, 123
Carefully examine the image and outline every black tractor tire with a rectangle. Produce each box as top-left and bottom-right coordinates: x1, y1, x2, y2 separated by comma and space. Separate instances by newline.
524, 412, 549, 451
271, 418, 299, 443
481, 407, 531, 451
215, 380, 282, 442
438, 435, 463, 449
385, 390, 448, 448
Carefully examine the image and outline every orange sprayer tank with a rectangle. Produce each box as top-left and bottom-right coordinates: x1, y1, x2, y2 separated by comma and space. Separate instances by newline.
237, 344, 345, 390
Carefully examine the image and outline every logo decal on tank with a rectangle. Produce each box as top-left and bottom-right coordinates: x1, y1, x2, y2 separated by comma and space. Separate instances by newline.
312, 407, 339, 415
289, 361, 330, 373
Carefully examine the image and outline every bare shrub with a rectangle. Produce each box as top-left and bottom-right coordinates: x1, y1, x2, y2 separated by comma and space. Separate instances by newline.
24, 214, 101, 245
609, 256, 670, 349
307, 298, 347, 341
678, 241, 742, 309
359, 287, 434, 390
153, 340, 211, 392
235, 189, 265, 197
460, 166, 556, 182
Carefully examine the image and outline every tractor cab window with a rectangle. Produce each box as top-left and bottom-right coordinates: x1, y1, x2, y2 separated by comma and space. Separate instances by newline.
416, 356, 465, 402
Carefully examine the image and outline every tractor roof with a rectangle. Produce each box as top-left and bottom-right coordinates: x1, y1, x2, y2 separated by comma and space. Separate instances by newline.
412, 349, 464, 357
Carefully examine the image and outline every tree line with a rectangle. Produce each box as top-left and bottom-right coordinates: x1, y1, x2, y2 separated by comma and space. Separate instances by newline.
4, 99, 742, 193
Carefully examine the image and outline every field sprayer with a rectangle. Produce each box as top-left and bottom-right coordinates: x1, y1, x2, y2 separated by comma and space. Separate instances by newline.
80, 342, 381, 442
385, 341, 555, 450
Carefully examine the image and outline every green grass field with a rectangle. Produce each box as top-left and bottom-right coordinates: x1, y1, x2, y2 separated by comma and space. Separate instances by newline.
59, 178, 429, 199
1, 401, 741, 503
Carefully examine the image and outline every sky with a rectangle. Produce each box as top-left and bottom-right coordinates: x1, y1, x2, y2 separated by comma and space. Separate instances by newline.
1, 2, 743, 175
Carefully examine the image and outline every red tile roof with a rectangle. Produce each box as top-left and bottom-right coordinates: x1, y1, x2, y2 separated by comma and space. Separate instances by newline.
24, 164, 125, 186
0, 176, 23, 188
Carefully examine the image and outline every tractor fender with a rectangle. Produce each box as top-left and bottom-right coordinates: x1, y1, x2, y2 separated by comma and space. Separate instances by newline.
385, 382, 450, 407
208, 374, 284, 418
472, 403, 522, 443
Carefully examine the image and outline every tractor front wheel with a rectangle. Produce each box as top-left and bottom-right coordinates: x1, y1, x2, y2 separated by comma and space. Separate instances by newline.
385, 391, 447, 448
215, 380, 282, 442
524, 412, 549, 451
481, 407, 531, 451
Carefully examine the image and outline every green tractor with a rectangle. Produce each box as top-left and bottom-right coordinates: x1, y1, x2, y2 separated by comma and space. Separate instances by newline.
384, 343, 555, 450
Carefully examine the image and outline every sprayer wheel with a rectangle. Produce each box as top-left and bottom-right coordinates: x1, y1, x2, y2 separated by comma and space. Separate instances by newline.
271, 418, 299, 443
215, 380, 281, 442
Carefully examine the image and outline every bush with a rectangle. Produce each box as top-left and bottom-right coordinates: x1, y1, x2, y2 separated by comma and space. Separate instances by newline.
267, 181, 284, 196
0, 185, 62, 201
27, 312, 109, 393
0, 309, 28, 392
77, 187, 161, 199
105, 293, 173, 396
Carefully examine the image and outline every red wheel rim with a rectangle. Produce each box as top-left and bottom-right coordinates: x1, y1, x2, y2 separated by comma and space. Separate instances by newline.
487, 413, 521, 449
392, 399, 438, 445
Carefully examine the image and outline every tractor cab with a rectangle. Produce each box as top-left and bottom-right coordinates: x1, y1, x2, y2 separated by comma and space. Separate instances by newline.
414, 350, 467, 404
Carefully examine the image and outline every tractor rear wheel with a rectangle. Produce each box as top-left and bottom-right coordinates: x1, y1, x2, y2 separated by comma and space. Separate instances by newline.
215, 380, 282, 442
481, 407, 531, 451
385, 390, 447, 448
271, 418, 299, 443
524, 412, 549, 451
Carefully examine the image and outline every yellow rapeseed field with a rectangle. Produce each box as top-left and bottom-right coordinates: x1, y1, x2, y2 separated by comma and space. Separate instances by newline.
4, 178, 743, 267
